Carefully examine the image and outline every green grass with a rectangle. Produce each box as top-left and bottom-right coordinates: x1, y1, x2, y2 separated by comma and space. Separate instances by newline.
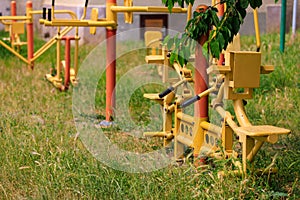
0, 30, 299, 199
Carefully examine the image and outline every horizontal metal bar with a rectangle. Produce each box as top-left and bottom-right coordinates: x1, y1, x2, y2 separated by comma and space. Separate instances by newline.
0, 40, 30, 65
0, 16, 29, 20
43, 19, 116, 27
176, 135, 193, 146
31, 10, 78, 19
144, 132, 167, 137
200, 121, 222, 136
110, 6, 187, 13
176, 112, 194, 124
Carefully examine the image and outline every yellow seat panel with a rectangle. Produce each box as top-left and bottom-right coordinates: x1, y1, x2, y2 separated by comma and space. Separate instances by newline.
145, 55, 164, 64
235, 125, 290, 137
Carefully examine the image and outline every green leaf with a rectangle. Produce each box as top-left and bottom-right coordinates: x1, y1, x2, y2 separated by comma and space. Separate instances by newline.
167, 0, 175, 12
238, 8, 247, 19
231, 16, 240, 35
217, 32, 225, 51
239, 0, 249, 9
169, 51, 178, 64
167, 37, 174, 49
209, 29, 216, 41
162, 35, 170, 45
183, 45, 191, 62
186, 0, 195, 5
178, 0, 183, 7
211, 10, 220, 27
210, 39, 220, 58
249, 0, 262, 9
178, 49, 185, 66
220, 27, 229, 49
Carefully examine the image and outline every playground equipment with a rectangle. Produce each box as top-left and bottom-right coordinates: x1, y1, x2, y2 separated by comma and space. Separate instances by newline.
45, 34, 80, 91
144, 2, 291, 175
41, 3, 82, 91
0, 1, 80, 69
2, 1, 27, 52
144, 50, 291, 175
40, 0, 191, 122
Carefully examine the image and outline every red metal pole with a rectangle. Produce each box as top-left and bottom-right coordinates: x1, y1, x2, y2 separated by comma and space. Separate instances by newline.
64, 38, 71, 90
193, 5, 209, 164
194, 39, 208, 121
105, 0, 117, 121
106, 29, 117, 121
217, 1, 225, 65
11, 1, 17, 17
11, 1, 17, 43
62, 36, 75, 90
26, 1, 34, 69
194, 5, 209, 121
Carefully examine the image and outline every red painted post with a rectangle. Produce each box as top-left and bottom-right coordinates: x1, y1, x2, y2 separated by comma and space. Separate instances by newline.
194, 5, 209, 121
11, 1, 17, 17
64, 37, 71, 90
106, 29, 117, 121
11, 1, 17, 43
217, 1, 225, 65
193, 5, 209, 164
105, 0, 117, 121
61, 36, 75, 90
195, 39, 208, 121
26, 1, 34, 69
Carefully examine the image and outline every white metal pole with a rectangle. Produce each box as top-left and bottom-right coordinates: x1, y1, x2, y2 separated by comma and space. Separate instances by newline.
292, 0, 298, 37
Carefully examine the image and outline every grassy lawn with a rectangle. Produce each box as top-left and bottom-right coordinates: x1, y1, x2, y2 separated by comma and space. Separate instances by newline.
0, 30, 299, 199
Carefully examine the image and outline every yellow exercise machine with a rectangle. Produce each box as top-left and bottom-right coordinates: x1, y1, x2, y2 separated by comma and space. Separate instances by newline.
144, 49, 290, 175
0, 1, 80, 69
143, 2, 290, 175
40, 0, 191, 122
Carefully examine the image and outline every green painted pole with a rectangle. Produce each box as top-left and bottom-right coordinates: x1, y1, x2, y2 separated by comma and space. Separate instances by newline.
280, 0, 286, 53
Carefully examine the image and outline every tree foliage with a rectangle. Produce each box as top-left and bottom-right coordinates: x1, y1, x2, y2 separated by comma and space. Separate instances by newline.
162, 0, 264, 66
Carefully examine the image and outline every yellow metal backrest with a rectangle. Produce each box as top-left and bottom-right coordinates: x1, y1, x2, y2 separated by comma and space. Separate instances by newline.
230, 51, 261, 88
224, 51, 261, 100
144, 31, 162, 55
11, 22, 25, 35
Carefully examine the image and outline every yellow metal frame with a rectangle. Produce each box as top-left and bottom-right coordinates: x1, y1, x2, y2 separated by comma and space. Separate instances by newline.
42, 7, 83, 90
0, 0, 192, 88
0, 9, 79, 66
144, 50, 290, 175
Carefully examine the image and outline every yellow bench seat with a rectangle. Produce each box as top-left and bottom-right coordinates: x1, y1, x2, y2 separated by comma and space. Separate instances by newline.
235, 125, 290, 137
145, 55, 164, 64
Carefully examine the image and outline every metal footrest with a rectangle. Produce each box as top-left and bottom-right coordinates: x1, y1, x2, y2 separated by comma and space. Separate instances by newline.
144, 132, 173, 139
145, 55, 164, 64
235, 125, 290, 137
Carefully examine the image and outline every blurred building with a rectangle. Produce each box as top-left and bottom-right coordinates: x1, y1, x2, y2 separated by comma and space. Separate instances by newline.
1, 0, 299, 44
